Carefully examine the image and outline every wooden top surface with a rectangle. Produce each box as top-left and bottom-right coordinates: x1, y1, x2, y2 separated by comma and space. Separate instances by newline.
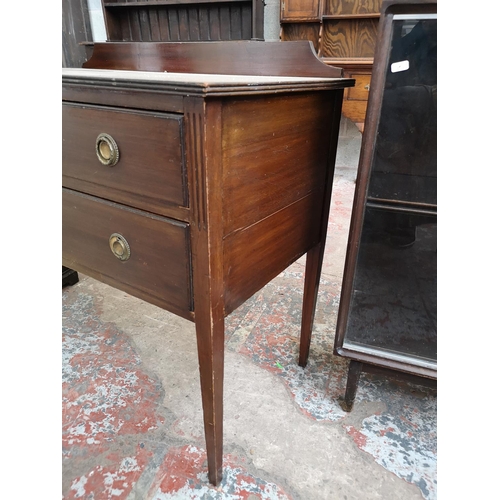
65, 41, 354, 95
64, 67, 347, 84
62, 67, 354, 95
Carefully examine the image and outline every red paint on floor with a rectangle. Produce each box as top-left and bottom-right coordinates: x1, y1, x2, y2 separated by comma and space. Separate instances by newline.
344, 425, 368, 448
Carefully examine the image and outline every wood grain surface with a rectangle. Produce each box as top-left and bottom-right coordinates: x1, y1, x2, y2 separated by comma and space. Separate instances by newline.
62, 189, 193, 316
321, 19, 378, 58
62, 103, 188, 216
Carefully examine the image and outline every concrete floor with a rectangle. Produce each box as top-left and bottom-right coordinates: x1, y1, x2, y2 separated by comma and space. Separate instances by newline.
62, 117, 437, 500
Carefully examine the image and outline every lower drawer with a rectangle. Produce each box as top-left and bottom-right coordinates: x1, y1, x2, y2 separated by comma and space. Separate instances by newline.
62, 189, 193, 316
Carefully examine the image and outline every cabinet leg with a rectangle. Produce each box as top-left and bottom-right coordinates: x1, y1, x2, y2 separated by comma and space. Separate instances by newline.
181, 97, 226, 485
299, 244, 324, 367
195, 315, 224, 486
339, 360, 363, 412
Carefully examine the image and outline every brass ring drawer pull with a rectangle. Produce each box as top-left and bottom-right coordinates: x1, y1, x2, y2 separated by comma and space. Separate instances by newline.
109, 233, 131, 261
96, 133, 120, 166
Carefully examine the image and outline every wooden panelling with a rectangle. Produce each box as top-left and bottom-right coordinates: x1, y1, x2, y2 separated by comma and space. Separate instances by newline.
282, 0, 321, 19
221, 92, 335, 236
103, 2, 254, 41
62, 189, 193, 315
325, 0, 382, 15
321, 18, 378, 58
280, 23, 322, 52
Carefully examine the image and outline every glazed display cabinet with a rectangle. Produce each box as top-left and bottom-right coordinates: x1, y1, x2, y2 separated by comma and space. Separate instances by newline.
333, 0, 437, 410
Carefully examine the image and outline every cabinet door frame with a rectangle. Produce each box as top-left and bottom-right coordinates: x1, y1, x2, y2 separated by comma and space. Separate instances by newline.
334, 0, 437, 379
281, 0, 323, 21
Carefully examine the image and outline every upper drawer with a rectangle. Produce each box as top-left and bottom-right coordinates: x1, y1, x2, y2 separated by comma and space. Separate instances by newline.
62, 104, 187, 215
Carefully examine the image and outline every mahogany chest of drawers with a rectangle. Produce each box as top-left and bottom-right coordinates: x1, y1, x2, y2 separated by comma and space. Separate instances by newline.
62, 41, 354, 485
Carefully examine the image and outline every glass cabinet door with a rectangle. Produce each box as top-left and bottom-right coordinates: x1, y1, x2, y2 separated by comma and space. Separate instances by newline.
336, 10, 437, 374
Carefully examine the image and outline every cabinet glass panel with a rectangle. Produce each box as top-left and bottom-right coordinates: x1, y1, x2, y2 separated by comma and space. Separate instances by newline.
343, 14, 437, 365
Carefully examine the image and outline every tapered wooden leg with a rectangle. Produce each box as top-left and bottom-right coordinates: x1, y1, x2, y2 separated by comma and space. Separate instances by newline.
195, 314, 224, 485
338, 360, 363, 412
299, 243, 324, 367
185, 97, 226, 486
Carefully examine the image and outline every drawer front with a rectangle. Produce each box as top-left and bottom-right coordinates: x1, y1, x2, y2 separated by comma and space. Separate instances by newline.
347, 73, 372, 101
62, 189, 192, 315
62, 104, 187, 215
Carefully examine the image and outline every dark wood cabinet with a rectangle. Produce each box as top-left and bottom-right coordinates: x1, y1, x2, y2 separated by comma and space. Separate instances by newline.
62, 40, 353, 485
333, 0, 437, 410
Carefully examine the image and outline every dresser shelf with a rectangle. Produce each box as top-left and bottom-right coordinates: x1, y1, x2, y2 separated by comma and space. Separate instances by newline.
103, 0, 249, 6
322, 13, 380, 19
100, 0, 264, 41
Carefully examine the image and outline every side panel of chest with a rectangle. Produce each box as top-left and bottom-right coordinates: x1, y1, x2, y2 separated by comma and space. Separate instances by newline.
220, 91, 338, 314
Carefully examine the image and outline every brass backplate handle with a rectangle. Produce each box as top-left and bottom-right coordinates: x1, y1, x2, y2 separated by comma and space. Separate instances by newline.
109, 233, 131, 261
96, 133, 120, 166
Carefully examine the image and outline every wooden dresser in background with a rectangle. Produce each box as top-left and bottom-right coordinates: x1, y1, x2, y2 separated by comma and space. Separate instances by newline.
100, 0, 265, 41
62, 0, 265, 69
281, 0, 383, 131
